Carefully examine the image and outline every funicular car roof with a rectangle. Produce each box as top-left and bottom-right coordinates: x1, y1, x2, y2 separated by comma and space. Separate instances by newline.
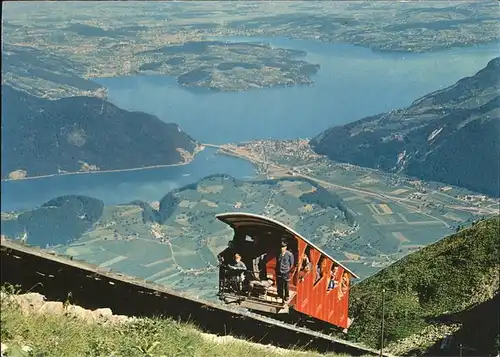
216, 212, 359, 279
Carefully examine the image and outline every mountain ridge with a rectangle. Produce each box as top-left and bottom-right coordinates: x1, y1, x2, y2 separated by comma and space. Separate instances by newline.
310, 57, 500, 197
1, 85, 199, 180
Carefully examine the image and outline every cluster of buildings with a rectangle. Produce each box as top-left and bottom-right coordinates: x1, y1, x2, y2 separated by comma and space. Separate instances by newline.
150, 223, 170, 244
458, 194, 489, 203
239, 139, 321, 165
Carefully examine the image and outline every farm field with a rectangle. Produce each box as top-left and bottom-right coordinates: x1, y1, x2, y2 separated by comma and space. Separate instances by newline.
37, 166, 487, 300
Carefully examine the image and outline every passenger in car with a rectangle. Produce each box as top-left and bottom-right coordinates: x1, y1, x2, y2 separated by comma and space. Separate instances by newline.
228, 253, 247, 292
299, 253, 311, 282
328, 273, 337, 290
316, 265, 321, 282
301, 254, 311, 271
328, 266, 339, 291
229, 253, 247, 271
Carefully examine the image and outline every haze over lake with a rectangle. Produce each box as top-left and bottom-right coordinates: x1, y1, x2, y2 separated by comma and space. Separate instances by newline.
2, 38, 498, 212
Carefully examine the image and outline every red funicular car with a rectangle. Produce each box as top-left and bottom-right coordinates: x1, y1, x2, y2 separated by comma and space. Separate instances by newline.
216, 212, 359, 330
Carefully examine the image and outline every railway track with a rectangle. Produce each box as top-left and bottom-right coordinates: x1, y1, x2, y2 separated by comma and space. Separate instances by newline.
0, 238, 393, 357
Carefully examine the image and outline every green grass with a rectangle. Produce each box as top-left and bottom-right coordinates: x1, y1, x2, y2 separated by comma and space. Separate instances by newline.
345, 216, 500, 355
0, 290, 365, 357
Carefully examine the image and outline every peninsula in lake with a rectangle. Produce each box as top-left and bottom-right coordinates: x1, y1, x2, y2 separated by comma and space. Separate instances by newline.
4, 1, 497, 98
2, 1, 321, 98
1, 85, 200, 180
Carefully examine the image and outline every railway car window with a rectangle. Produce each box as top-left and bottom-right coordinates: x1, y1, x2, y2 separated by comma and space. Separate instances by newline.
341, 272, 350, 292
327, 265, 339, 291
299, 247, 312, 282
314, 255, 325, 285
338, 272, 350, 299
301, 246, 311, 271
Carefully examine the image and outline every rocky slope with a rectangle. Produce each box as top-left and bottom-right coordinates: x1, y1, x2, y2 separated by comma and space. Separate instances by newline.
345, 216, 500, 356
1, 292, 134, 325
310, 57, 500, 197
1, 85, 198, 179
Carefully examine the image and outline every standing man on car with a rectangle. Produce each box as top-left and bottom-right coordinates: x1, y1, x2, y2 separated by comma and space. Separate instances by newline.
277, 241, 294, 303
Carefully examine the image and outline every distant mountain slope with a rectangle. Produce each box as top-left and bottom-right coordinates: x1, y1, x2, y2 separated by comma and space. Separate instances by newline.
2, 44, 104, 99
1, 85, 198, 179
310, 57, 500, 197
346, 217, 500, 356
1, 195, 104, 247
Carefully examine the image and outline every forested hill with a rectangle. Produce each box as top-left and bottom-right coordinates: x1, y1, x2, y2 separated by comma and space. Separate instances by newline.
346, 216, 500, 356
1, 85, 198, 179
310, 57, 500, 197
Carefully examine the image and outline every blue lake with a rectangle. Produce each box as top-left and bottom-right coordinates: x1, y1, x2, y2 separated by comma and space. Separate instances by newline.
1, 148, 255, 212
2, 37, 498, 211
97, 37, 499, 143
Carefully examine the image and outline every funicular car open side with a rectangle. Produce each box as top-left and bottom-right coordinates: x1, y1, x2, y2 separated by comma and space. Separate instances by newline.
216, 212, 359, 330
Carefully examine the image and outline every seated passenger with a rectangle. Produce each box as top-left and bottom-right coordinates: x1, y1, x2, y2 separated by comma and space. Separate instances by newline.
328, 272, 337, 291
299, 254, 311, 282
328, 266, 339, 291
228, 253, 245, 268
301, 254, 311, 271
228, 253, 247, 292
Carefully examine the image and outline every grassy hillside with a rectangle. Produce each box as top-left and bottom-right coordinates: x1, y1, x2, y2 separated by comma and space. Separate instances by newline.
346, 216, 500, 355
0, 289, 364, 357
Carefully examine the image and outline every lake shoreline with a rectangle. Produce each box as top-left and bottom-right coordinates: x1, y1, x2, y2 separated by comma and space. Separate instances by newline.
2, 146, 207, 183
2, 38, 497, 212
